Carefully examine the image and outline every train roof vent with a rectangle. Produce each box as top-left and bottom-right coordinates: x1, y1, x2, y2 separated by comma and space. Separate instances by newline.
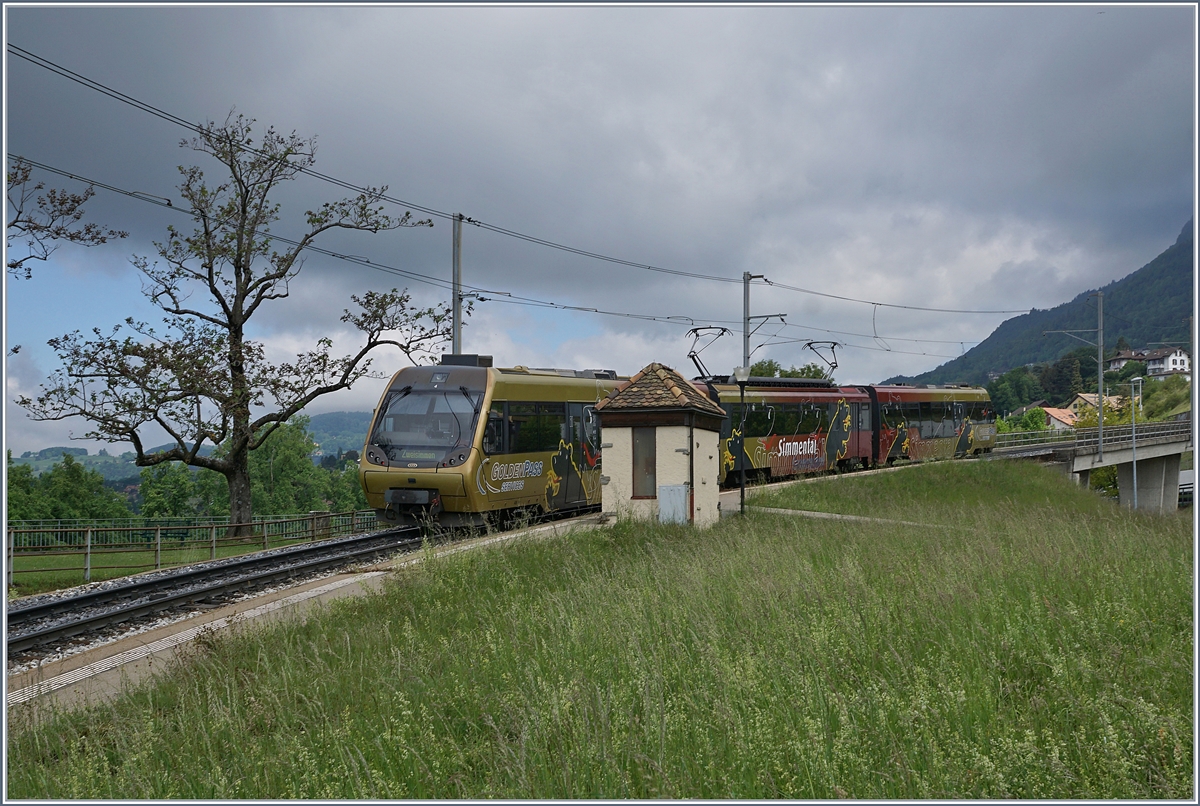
703, 375, 835, 389
440, 354, 493, 367
498, 366, 620, 379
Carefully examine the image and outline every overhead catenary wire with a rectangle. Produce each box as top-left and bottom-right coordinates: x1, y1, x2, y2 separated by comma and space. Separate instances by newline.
9, 155, 708, 331
10, 43, 1035, 316
757, 335, 961, 360
18, 153, 1010, 354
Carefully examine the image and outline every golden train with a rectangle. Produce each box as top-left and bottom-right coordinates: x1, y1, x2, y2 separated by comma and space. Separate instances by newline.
359, 356, 996, 527
359, 355, 623, 527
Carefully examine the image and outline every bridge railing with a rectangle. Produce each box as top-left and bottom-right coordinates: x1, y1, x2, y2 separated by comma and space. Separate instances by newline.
994, 429, 1078, 449
1072, 420, 1192, 453
995, 420, 1192, 453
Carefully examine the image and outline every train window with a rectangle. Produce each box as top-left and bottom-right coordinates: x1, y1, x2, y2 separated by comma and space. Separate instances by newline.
541, 403, 567, 450
857, 404, 870, 431
632, 427, 656, 498
484, 403, 505, 454
507, 403, 537, 453
583, 406, 600, 449
775, 404, 800, 435
924, 402, 935, 435
798, 404, 823, 435
728, 403, 747, 436
941, 403, 956, 436
745, 404, 775, 439
370, 388, 480, 450
904, 402, 920, 430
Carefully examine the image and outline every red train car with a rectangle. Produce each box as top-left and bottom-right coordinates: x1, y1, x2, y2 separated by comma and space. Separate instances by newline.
866, 384, 996, 464
700, 376, 995, 486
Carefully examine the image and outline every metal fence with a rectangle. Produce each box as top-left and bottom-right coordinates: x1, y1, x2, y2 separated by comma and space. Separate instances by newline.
6, 510, 378, 587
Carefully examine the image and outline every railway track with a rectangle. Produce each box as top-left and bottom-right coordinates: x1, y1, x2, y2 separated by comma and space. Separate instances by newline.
6, 527, 420, 654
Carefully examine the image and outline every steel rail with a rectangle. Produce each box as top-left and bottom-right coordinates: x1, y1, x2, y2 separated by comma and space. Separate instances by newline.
7, 528, 419, 653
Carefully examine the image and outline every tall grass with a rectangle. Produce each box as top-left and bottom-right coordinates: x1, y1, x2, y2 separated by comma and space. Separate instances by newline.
6, 461, 1192, 798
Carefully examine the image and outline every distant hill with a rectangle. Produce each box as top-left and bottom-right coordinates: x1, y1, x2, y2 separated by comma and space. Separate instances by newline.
886, 219, 1194, 385
11, 442, 217, 484
306, 411, 374, 455
10, 414, 372, 481
9, 451, 142, 485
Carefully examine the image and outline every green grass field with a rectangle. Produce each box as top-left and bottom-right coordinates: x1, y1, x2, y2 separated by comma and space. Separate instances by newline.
6, 460, 1192, 798
8, 534, 332, 597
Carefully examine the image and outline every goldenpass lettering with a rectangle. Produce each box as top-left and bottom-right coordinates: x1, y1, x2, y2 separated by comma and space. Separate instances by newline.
491, 460, 545, 482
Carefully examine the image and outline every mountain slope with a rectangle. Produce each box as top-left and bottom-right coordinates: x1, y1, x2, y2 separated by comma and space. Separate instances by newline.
306, 411, 374, 455
886, 219, 1193, 385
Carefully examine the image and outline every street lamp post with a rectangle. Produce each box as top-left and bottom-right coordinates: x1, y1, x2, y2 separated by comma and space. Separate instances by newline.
1129, 376, 1143, 510
733, 366, 751, 515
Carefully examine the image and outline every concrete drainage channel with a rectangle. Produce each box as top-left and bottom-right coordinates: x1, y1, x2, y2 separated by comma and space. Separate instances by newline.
6, 514, 609, 711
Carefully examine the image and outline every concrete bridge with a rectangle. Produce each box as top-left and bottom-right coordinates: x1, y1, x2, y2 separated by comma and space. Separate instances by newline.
992, 420, 1192, 513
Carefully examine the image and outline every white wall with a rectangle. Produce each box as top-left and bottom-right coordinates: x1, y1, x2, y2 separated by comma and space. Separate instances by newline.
601, 423, 721, 527
601, 426, 655, 520
692, 429, 720, 528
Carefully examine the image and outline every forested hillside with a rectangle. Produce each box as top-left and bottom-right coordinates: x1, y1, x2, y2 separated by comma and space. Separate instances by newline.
307, 411, 373, 455
887, 219, 1193, 385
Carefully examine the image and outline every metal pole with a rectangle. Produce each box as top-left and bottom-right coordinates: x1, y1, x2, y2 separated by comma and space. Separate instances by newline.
1131, 377, 1140, 510
211, 524, 217, 561
155, 526, 161, 570
85, 527, 92, 582
1097, 291, 1103, 461
739, 380, 747, 515
452, 213, 463, 354
743, 271, 751, 368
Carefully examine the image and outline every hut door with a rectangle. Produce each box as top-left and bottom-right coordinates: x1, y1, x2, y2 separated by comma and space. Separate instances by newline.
566, 403, 586, 504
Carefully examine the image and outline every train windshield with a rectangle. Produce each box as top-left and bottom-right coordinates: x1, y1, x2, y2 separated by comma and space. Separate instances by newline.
369, 388, 482, 454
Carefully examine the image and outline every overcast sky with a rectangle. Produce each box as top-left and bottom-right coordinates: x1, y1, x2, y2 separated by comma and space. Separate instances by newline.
3, 4, 1196, 455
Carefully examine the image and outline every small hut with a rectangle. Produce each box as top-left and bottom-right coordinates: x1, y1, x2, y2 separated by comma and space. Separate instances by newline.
595, 363, 726, 526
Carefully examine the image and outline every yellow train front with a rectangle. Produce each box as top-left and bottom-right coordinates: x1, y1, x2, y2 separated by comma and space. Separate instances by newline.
359, 355, 623, 527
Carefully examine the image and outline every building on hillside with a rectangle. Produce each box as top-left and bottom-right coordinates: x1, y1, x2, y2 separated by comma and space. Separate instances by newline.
1067, 392, 1124, 417
1042, 407, 1076, 431
1010, 399, 1049, 419
594, 362, 726, 527
1106, 350, 1142, 372
1105, 347, 1191, 382
1142, 347, 1191, 381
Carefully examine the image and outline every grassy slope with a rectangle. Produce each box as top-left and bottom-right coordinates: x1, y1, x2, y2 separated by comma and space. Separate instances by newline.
6, 461, 1192, 798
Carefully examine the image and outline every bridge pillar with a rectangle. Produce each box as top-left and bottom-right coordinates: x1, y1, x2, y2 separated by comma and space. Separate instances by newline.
1074, 468, 1090, 487
1116, 453, 1181, 514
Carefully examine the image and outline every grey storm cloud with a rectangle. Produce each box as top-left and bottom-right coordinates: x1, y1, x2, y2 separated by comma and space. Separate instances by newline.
3, 4, 1194, 452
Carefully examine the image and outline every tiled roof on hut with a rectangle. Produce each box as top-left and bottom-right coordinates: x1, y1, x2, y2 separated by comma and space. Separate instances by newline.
595, 363, 726, 416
